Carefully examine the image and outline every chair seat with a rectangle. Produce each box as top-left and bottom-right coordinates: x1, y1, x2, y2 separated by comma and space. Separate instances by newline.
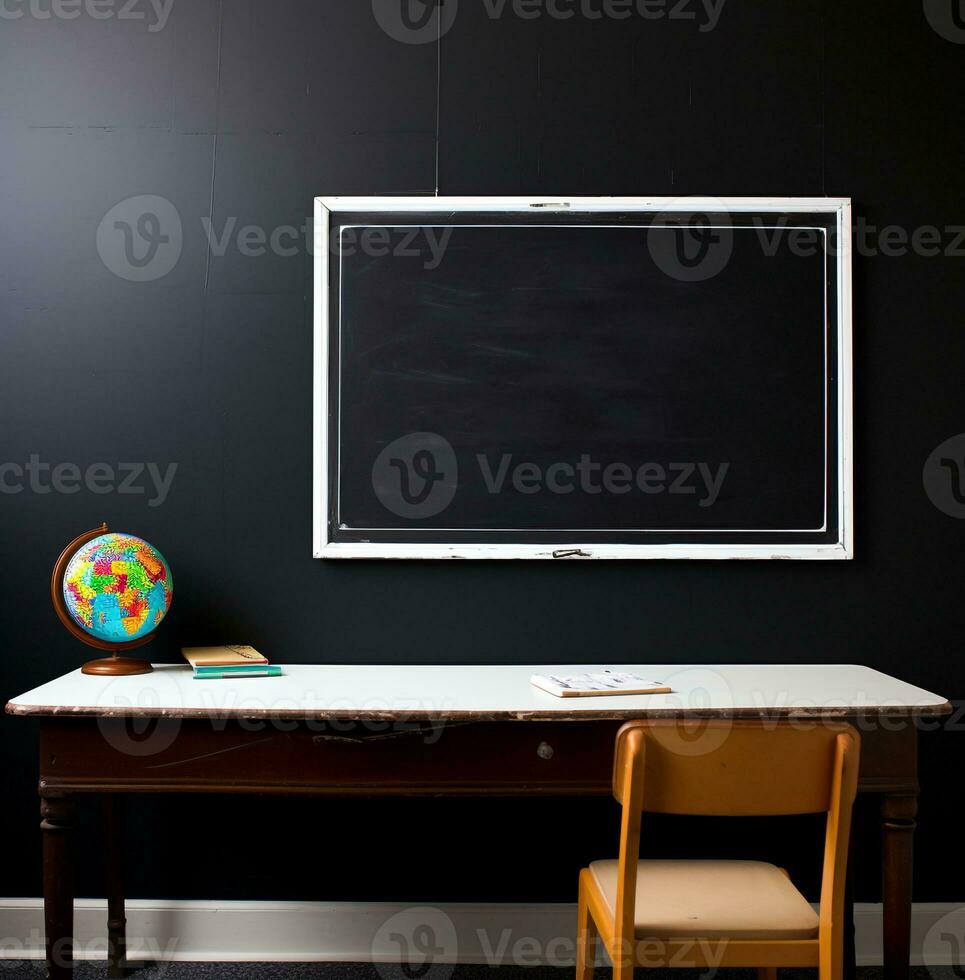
588, 859, 820, 940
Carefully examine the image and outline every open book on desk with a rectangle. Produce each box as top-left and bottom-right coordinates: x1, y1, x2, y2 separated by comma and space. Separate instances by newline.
530, 670, 671, 698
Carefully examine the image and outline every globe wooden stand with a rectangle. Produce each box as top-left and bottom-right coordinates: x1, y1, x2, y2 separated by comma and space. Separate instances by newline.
51, 524, 155, 677
79, 653, 154, 676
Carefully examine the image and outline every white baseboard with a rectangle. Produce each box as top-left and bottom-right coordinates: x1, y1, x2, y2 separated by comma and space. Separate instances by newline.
1, 899, 963, 966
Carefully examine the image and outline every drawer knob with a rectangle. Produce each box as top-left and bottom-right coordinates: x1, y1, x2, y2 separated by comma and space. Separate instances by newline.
537, 741, 554, 760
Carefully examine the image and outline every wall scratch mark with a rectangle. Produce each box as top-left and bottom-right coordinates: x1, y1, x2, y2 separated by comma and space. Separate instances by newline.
202, 0, 226, 295
434, 3, 442, 194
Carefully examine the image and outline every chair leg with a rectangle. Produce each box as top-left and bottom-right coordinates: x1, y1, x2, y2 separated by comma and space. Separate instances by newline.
613, 956, 635, 980
758, 969, 778, 980
610, 932, 634, 980
575, 887, 597, 980
820, 927, 845, 980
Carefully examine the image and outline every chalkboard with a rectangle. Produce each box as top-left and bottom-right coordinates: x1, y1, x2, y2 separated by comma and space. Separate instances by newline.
313, 197, 852, 559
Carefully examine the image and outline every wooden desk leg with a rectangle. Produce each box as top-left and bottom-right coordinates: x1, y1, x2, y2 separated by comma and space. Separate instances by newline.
104, 795, 127, 978
880, 793, 918, 980
41, 793, 75, 980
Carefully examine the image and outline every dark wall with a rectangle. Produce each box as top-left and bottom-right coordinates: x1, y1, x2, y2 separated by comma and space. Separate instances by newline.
1, 0, 963, 906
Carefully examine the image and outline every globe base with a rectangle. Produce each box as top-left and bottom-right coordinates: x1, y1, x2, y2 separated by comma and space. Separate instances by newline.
81, 655, 154, 676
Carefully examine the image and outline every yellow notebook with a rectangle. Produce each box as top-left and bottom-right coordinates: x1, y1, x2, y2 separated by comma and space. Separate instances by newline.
182, 645, 268, 669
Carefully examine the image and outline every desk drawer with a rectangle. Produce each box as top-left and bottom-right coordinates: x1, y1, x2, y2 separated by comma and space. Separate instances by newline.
38, 715, 918, 796
40, 719, 622, 795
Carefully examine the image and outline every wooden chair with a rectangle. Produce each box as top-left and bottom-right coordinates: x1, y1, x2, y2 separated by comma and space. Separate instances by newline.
576, 720, 860, 980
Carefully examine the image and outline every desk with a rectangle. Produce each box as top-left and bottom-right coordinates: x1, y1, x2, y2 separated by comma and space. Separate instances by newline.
6, 663, 950, 980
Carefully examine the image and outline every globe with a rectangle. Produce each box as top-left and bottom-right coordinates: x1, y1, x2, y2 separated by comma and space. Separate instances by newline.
62, 531, 173, 643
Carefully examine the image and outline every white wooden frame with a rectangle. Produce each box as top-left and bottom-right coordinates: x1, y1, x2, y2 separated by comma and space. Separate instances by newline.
313, 196, 853, 560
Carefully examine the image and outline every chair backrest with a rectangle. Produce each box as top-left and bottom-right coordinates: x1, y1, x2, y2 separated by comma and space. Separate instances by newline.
607, 719, 860, 960
613, 720, 859, 816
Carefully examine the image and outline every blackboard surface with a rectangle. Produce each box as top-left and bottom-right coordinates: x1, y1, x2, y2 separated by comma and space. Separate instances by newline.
323, 204, 846, 554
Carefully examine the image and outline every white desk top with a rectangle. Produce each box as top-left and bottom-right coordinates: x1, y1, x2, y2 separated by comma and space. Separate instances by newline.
5, 663, 950, 721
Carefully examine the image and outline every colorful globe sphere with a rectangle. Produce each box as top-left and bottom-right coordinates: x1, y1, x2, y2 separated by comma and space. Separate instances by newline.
62, 532, 173, 643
